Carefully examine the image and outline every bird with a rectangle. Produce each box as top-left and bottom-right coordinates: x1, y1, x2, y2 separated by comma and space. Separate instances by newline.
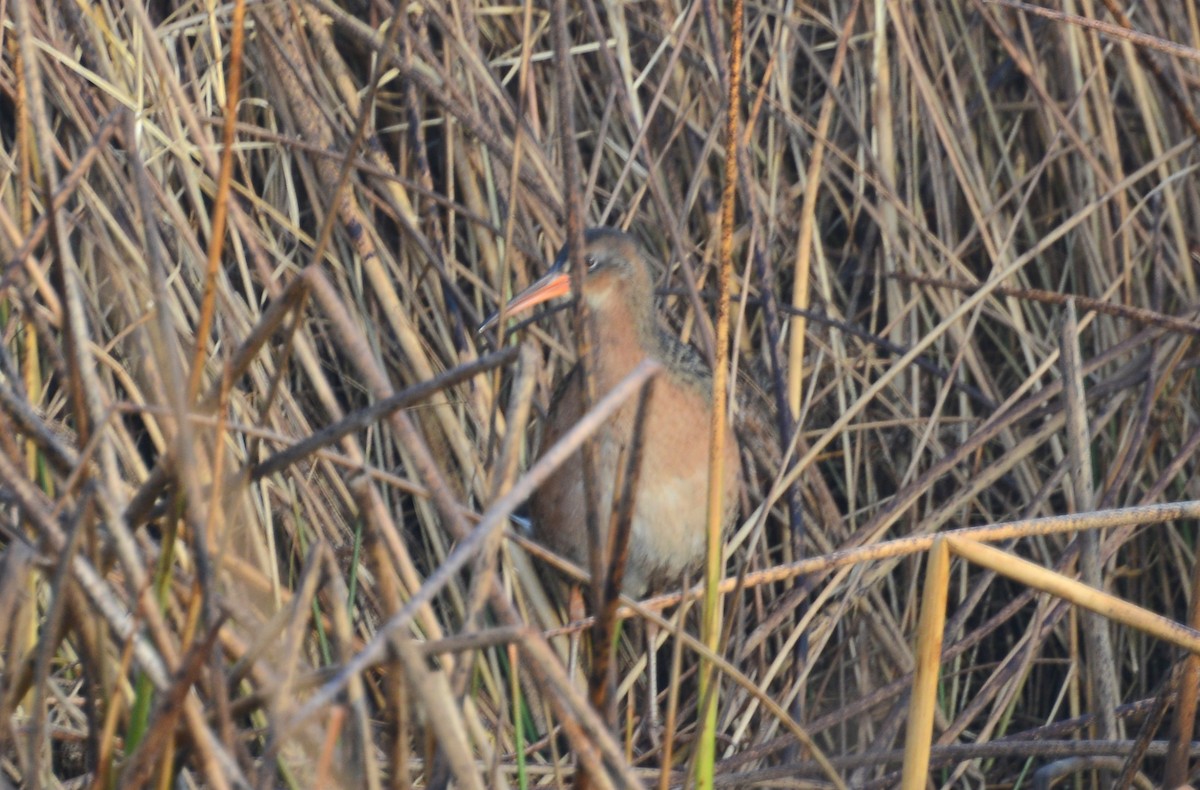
482, 227, 740, 596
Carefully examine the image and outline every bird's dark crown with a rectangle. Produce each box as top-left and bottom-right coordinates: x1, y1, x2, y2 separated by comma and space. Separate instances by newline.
551, 228, 642, 278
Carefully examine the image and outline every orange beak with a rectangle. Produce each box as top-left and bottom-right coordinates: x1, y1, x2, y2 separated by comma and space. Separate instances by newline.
479, 268, 571, 332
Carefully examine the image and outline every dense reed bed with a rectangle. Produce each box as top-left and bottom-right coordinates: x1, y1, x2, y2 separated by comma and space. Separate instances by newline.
3, 0, 1200, 787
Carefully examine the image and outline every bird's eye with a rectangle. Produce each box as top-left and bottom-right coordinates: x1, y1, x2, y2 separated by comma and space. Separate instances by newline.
585, 255, 599, 270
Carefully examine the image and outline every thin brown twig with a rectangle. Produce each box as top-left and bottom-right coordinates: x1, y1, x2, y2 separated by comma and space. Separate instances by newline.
892, 271, 1200, 335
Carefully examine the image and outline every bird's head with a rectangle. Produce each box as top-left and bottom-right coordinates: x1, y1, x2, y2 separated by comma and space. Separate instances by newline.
479, 228, 653, 332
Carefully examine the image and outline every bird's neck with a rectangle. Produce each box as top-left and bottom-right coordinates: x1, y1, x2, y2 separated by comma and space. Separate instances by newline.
585, 303, 663, 391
